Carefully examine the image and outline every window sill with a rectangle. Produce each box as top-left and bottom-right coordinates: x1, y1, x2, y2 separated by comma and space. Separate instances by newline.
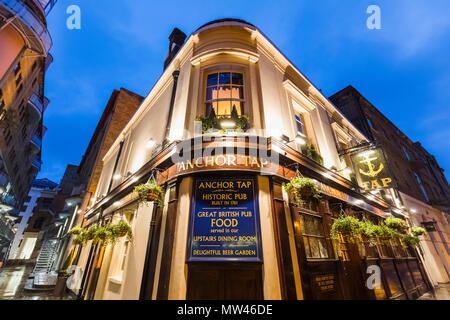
108, 275, 123, 285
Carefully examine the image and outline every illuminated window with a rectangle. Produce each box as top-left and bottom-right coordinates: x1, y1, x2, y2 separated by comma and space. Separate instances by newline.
206, 72, 244, 117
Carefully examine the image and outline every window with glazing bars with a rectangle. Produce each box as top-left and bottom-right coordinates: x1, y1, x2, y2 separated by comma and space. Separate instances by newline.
300, 213, 329, 259
206, 72, 244, 117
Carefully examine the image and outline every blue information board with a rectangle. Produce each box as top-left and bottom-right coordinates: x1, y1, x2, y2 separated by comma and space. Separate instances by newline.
187, 177, 262, 262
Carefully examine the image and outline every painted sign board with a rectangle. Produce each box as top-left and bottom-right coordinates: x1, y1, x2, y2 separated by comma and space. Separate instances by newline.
187, 177, 262, 262
351, 148, 395, 191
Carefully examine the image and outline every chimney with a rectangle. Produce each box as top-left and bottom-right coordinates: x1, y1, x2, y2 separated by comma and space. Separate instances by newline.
164, 28, 187, 70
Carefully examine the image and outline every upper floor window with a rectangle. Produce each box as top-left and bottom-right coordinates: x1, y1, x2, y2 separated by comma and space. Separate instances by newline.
401, 145, 411, 160
206, 72, 244, 117
295, 113, 307, 136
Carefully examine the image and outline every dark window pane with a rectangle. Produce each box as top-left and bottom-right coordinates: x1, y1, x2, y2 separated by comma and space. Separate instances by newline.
219, 72, 231, 85
232, 73, 243, 85
207, 73, 218, 86
309, 238, 321, 258
303, 237, 311, 258
318, 238, 329, 258
295, 115, 303, 133
206, 87, 217, 101
312, 217, 322, 236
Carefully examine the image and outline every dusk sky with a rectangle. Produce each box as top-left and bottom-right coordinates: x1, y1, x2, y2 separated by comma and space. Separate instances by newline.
38, 0, 450, 184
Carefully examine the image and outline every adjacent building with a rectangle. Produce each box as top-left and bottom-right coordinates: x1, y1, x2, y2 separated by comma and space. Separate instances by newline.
7, 178, 58, 262
67, 19, 435, 300
329, 85, 450, 286
0, 0, 56, 264
50, 88, 143, 274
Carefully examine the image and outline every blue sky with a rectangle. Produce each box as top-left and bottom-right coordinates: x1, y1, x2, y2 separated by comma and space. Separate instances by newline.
38, 0, 450, 183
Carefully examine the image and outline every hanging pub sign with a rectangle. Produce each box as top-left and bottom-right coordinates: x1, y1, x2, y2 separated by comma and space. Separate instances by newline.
350, 148, 395, 191
186, 177, 262, 262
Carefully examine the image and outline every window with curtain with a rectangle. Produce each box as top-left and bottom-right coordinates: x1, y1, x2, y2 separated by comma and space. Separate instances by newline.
206, 72, 244, 117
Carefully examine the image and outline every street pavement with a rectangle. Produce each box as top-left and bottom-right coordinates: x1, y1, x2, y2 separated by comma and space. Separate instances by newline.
1, 264, 449, 300
0, 265, 73, 300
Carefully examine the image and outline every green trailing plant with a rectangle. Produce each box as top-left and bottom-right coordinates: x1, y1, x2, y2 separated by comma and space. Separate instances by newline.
301, 144, 324, 165
377, 225, 399, 239
92, 226, 111, 245
330, 215, 362, 243
401, 233, 420, 248
69, 226, 83, 235
85, 226, 98, 241
384, 217, 407, 232
73, 231, 87, 246
196, 105, 249, 134
284, 176, 320, 205
107, 220, 133, 244
411, 226, 426, 237
358, 221, 381, 246
134, 180, 164, 207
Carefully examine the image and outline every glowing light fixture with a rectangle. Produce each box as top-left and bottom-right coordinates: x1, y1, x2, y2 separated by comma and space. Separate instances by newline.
343, 168, 353, 175
146, 139, 156, 149
294, 134, 306, 145
220, 119, 236, 129
410, 209, 417, 213
113, 174, 122, 180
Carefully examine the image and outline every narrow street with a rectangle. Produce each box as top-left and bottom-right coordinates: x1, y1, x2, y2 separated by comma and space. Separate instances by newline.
0, 265, 73, 300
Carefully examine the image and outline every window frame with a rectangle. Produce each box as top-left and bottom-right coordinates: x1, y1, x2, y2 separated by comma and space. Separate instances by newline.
299, 211, 330, 260
205, 71, 245, 118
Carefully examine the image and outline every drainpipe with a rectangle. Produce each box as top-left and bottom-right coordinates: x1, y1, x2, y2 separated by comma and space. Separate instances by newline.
163, 70, 180, 145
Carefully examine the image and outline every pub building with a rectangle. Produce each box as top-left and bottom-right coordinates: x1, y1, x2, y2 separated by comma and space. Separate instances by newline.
68, 19, 431, 300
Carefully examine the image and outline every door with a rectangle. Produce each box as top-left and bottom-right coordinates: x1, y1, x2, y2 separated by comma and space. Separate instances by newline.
187, 263, 263, 300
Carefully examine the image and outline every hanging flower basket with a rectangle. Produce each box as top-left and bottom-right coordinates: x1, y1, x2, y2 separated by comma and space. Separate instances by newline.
85, 226, 98, 241
284, 176, 320, 205
69, 226, 83, 235
134, 180, 163, 206
73, 231, 87, 246
411, 226, 426, 237
91, 227, 111, 245
401, 234, 420, 248
111, 220, 133, 238
330, 215, 362, 243
384, 217, 407, 232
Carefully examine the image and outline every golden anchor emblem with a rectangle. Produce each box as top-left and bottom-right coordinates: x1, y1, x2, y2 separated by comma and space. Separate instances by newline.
359, 154, 384, 178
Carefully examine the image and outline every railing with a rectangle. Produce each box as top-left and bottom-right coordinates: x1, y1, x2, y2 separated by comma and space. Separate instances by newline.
31, 158, 42, 170
31, 134, 42, 148
38, 0, 57, 15
0, 0, 52, 54
29, 93, 44, 115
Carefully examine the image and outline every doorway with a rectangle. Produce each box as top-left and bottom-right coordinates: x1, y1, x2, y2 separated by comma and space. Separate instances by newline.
187, 263, 263, 300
